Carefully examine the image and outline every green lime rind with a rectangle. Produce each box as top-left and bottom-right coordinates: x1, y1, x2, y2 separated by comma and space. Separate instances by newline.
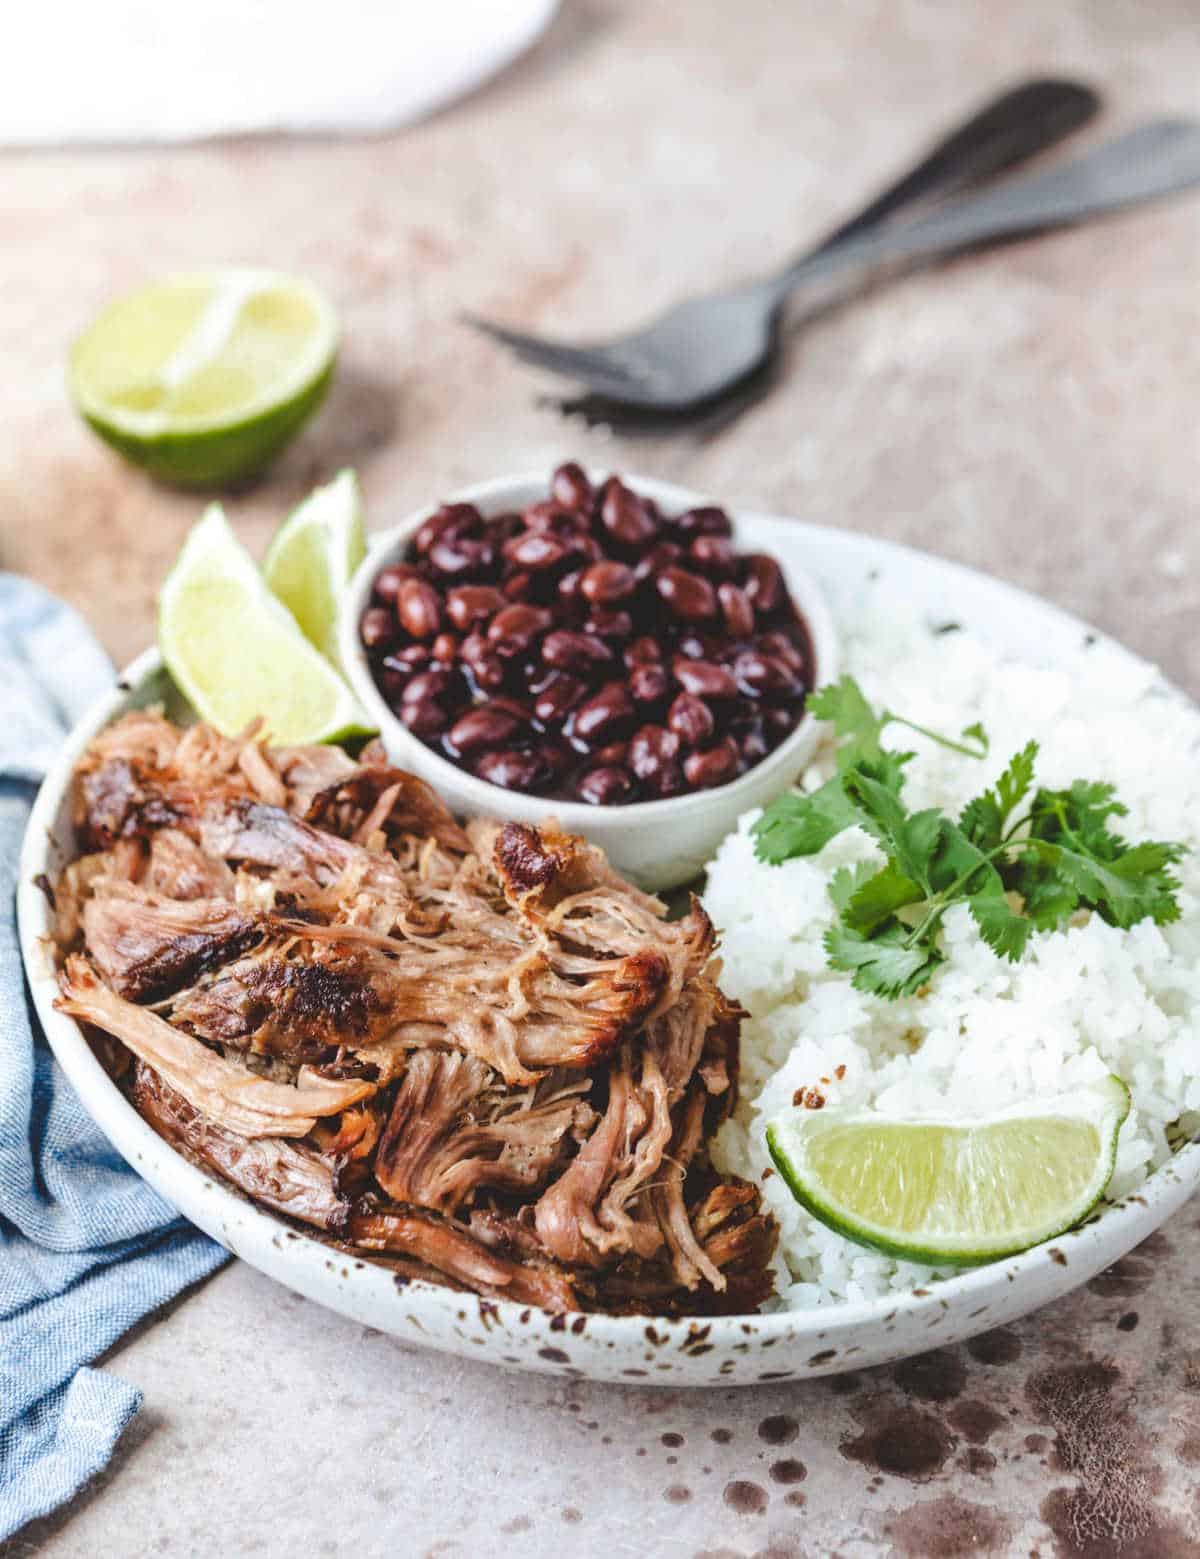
766, 1074, 1130, 1268
158, 503, 374, 746
80, 360, 334, 489
263, 467, 365, 666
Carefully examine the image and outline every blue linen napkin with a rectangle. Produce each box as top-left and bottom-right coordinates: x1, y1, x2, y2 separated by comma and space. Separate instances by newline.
0, 575, 229, 1541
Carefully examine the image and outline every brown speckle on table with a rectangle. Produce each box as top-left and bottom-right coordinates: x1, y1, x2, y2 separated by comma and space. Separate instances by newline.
841, 1397, 957, 1481
722, 1479, 768, 1516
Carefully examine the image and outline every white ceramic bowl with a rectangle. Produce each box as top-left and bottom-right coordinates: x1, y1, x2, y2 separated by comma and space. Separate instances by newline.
20, 519, 1199, 1387
337, 471, 839, 890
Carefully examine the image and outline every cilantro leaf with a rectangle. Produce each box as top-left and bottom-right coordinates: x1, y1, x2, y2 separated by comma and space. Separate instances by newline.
960, 741, 1039, 850
808, 676, 887, 764
841, 772, 942, 894
824, 921, 943, 998
842, 860, 925, 934
967, 883, 1032, 962
752, 778, 861, 863
827, 861, 879, 913
1019, 836, 1184, 931
1008, 781, 1185, 930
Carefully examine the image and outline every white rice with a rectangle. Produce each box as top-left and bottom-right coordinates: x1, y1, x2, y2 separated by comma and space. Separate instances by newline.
702, 589, 1200, 1311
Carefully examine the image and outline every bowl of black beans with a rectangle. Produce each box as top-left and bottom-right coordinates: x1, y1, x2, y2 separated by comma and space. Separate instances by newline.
340, 465, 838, 889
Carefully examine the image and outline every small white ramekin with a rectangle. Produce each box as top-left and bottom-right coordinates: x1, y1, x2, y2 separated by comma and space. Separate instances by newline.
338, 470, 838, 890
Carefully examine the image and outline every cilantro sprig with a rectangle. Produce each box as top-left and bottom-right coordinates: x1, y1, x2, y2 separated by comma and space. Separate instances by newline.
752, 678, 1185, 1000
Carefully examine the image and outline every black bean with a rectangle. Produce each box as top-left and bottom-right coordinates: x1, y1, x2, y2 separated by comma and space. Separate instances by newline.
683, 738, 739, 789
401, 669, 457, 707
460, 633, 506, 692
396, 579, 442, 640
488, 604, 554, 657
657, 567, 718, 624
629, 663, 670, 704
743, 554, 784, 614
447, 705, 529, 756
584, 609, 633, 644
624, 635, 662, 668
372, 563, 417, 604
572, 682, 635, 744
734, 651, 802, 696
576, 765, 635, 805
672, 657, 737, 700
446, 585, 505, 632
474, 748, 549, 792
599, 478, 659, 548
668, 692, 715, 748
764, 705, 798, 740
759, 630, 806, 674
674, 505, 732, 538
580, 561, 636, 605
688, 534, 736, 578
523, 499, 578, 532
633, 540, 682, 586
629, 724, 681, 782
551, 461, 592, 512
557, 568, 586, 605
360, 607, 396, 650
401, 698, 450, 737
534, 675, 586, 726
429, 530, 496, 579
717, 581, 755, 639
504, 531, 569, 572
542, 630, 613, 673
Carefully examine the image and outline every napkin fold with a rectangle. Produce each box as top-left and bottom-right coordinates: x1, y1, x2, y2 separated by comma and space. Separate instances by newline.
0, 575, 228, 1542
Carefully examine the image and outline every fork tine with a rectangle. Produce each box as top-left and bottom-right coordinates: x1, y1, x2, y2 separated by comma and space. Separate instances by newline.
464, 314, 646, 392
462, 314, 649, 397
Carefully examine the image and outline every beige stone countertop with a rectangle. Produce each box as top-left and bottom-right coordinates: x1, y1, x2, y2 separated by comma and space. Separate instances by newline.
2, 2, 1198, 1555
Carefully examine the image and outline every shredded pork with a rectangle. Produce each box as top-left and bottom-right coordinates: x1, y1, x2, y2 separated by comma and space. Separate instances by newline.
55, 711, 777, 1315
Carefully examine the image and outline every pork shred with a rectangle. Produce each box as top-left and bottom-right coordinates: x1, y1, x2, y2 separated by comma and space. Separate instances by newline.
55, 711, 777, 1315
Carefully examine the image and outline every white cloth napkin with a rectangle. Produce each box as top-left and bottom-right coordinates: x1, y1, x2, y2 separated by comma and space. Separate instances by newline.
0, 0, 558, 145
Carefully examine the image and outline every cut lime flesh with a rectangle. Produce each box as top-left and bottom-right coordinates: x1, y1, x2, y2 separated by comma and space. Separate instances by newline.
70, 269, 338, 488
263, 469, 365, 668
766, 1075, 1130, 1266
158, 505, 373, 746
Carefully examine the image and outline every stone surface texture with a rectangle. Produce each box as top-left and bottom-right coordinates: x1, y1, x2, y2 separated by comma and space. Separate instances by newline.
2, 1, 1198, 1555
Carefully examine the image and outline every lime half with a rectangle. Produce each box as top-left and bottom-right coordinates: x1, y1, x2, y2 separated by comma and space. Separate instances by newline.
766, 1075, 1130, 1266
263, 469, 365, 668
159, 504, 373, 745
69, 269, 338, 488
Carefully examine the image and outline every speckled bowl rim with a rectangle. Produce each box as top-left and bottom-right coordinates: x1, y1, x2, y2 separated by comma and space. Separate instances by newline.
19, 514, 1200, 1385
336, 470, 840, 831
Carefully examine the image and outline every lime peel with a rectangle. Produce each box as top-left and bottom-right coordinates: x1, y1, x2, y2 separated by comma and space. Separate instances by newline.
158, 503, 373, 746
766, 1074, 1130, 1267
263, 469, 365, 669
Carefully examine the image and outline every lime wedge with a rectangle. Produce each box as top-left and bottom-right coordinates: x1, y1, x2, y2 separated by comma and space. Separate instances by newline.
766, 1075, 1130, 1266
159, 505, 373, 745
263, 469, 365, 669
69, 269, 338, 488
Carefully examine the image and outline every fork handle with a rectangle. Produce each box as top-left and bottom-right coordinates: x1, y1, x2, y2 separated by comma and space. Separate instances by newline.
765, 120, 1200, 302
813, 77, 1099, 253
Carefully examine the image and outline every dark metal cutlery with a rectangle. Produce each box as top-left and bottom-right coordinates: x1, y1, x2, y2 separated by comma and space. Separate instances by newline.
467, 88, 1200, 420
